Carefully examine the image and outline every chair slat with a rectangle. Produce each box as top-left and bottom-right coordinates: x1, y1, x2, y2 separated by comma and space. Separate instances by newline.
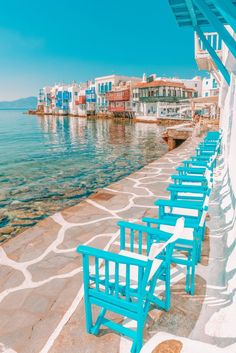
126, 265, 130, 301
105, 260, 109, 294
138, 230, 143, 254
115, 262, 119, 297
130, 229, 134, 252
95, 257, 99, 291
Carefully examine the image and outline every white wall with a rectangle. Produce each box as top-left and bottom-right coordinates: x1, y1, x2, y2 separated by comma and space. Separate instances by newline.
202, 74, 219, 98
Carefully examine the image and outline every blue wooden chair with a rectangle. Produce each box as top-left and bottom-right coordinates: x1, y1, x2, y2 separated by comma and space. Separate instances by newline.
143, 208, 208, 294
154, 192, 210, 244
167, 184, 210, 202
77, 217, 184, 353
171, 174, 210, 187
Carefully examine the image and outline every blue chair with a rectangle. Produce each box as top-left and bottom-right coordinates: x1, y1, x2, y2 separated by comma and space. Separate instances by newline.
77, 218, 184, 353
167, 184, 210, 202
143, 208, 208, 294
171, 174, 210, 187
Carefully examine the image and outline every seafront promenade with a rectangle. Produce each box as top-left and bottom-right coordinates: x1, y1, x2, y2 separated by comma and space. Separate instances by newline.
0, 134, 234, 353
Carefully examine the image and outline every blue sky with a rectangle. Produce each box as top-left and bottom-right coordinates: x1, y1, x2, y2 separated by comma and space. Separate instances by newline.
0, 0, 201, 100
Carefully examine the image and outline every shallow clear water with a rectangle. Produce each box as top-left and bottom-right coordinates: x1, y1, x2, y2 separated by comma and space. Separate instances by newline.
0, 110, 168, 238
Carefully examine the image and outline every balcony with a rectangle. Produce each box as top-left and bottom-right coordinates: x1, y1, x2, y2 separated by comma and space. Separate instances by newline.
75, 96, 86, 105
194, 32, 222, 72
139, 96, 188, 103
106, 89, 130, 102
108, 106, 125, 113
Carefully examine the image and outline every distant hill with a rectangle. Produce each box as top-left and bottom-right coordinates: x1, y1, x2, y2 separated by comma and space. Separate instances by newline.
0, 96, 37, 110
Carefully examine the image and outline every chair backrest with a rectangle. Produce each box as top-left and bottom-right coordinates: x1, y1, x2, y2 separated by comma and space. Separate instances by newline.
147, 217, 185, 281
199, 207, 208, 227
78, 245, 148, 308
205, 168, 213, 188
118, 220, 170, 256
203, 194, 210, 209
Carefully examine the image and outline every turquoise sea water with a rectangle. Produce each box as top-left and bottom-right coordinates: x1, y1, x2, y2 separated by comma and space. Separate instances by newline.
0, 110, 168, 239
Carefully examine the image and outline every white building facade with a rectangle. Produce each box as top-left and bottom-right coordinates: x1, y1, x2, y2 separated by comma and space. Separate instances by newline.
95, 75, 140, 112
202, 73, 219, 97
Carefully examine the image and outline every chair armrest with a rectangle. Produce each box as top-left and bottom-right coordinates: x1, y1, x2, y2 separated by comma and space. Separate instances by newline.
154, 199, 203, 210
142, 217, 176, 226
176, 166, 206, 174
77, 245, 147, 267
167, 184, 208, 193
143, 216, 200, 229
171, 174, 206, 182
117, 220, 173, 240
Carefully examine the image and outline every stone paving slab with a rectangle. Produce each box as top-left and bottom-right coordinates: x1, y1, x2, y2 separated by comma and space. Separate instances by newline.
1, 135, 226, 353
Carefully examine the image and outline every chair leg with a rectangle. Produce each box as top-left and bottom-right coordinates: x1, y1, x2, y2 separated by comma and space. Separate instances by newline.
186, 265, 190, 293
165, 265, 171, 311
84, 294, 93, 334
190, 264, 196, 295
133, 318, 144, 353
186, 250, 191, 293
92, 308, 107, 335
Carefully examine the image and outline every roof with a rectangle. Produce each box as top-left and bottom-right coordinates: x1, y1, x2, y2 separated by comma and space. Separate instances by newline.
134, 80, 194, 90
95, 75, 141, 82
168, 0, 236, 27
191, 95, 218, 103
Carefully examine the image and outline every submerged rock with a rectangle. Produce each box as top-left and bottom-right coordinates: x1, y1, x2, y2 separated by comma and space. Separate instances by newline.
0, 226, 14, 235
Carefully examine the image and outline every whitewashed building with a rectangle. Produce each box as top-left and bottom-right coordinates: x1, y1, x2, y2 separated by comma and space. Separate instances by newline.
95, 75, 140, 112
132, 76, 196, 119
202, 73, 219, 97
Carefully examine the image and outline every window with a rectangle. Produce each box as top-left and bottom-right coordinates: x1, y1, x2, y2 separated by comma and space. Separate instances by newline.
212, 79, 218, 89
206, 81, 208, 85
205, 92, 209, 97
108, 82, 112, 91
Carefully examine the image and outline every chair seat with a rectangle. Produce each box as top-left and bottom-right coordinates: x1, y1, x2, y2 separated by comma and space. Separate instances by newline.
164, 206, 198, 217
160, 224, 194, 241
177, 191, 204, 198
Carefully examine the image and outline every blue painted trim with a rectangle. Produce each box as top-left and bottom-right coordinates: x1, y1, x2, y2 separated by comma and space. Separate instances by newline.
195, 26, 231, 85
185, 0, 197, 26
213, 0, 236, 34
193, 0, 236, 60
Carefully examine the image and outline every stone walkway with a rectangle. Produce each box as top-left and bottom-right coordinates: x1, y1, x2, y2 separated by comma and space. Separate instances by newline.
1, 136, 234, 353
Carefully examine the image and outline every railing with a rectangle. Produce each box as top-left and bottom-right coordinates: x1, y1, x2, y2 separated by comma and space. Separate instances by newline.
75, 96, 86, 105
195, 31, 222, 58
139, 96, 191, 103
106, 89, 130, 102
108, 105, 126, 112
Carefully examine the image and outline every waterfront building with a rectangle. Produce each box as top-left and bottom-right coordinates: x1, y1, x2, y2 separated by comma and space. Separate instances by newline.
202, 73, 219, 97
105, 81, 137, 118
132, 76, 196, 119
75, 86, 87, 117
85, 83, 96, 115
54, 84, 70, 115
37, 82, 88, 116
38, 86, 52, 114
180, 76, 202, 96
37, 88, 45, 113
95, 75, 140, 112
68, 82, 80, 115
